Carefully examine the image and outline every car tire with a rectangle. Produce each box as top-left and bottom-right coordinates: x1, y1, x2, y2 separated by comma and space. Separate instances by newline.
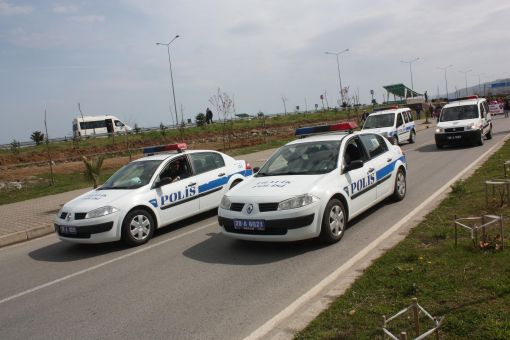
409, 130, 416, 144
319, 198, 346, 244
486, 125, 492, 140
392, 136, 399, 145
477, 129, 484, 146
391, 168, 406, 202
121, 209, 155, 246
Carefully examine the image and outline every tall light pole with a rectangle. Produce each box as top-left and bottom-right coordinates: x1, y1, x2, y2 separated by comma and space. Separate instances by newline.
459, 69, 472, 96
156, 35, 180, 128
437, 64, 453, 100
325, 49, 349, 106
400, 58, 420, 93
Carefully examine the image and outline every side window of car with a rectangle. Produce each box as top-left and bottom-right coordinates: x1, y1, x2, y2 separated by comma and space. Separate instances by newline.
159, 156, 192, 183
359, 134, 388, 159
343, 137, 366, 167
407, 111, 414, 122
479, 103, 485, 118
396, 113, 404, 127
190, 152, 225, 175
403, 111, 410, 124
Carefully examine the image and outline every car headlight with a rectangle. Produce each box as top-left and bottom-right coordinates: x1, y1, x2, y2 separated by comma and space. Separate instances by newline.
435, 128, 444, 133
465, 123, 480, 131
85, 206, 119, 219
278, 194, 319, 210
220, 196, 231, 210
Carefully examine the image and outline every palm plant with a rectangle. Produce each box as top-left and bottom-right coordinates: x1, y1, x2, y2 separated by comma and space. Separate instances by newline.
82, 155, 105, 188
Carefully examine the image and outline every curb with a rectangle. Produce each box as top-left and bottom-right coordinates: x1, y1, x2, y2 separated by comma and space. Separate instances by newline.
0, 224, 54, 248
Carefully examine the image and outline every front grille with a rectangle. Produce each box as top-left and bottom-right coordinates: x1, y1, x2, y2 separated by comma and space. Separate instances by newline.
258, 203, 279, 212
445, 127, 465, 133
230, 203, 245, 212
74, 213, 87, 220
60, 212, 68, 219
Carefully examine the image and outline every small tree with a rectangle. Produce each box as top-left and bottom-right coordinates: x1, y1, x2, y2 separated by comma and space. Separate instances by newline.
159, 122, 167, 136
195, 113, 206, 127
134, 123, 141, 134
209, 88, 235, 150
10, 139, 20, 155
82, 155, 105, 188
30, 131, 45, 145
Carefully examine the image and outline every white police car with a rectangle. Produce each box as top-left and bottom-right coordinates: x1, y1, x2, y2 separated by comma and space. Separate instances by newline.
218, 122, 407, 243
435, 96, 492, 148
362, 107, 416, 145
55, 144, 253, 246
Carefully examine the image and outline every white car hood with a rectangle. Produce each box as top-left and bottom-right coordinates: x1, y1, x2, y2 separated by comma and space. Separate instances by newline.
437, 118, 479, 129
229, 175, 323, 199
63, 189, 131, 212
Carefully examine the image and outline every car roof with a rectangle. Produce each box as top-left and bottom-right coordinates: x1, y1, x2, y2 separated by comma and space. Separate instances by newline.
443, 98, 485, 108
369, 107, 410, 116
133, 149, 225, 162
286, 131, 376, 145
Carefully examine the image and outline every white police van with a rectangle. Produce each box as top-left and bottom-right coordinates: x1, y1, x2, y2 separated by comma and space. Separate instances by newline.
218, 122, 407, 243
362, 107, 416, 145
435, 96, 492, 148
55, 144, 253, 246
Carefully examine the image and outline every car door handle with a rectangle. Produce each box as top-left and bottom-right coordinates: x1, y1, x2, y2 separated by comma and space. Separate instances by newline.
218, 173, 226, 177
368, 168, 375, 173
387, 158, 392, 163
187, 182, 196, 187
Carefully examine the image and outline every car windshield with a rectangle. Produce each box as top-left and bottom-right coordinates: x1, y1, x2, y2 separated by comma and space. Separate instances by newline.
363, 113, 394, 129
99, 160, 163, 189
256, 140, 341, 176
440, 105, 478, 122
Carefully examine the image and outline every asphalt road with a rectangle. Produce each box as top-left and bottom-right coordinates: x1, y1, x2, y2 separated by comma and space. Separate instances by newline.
1, 117, 509, 340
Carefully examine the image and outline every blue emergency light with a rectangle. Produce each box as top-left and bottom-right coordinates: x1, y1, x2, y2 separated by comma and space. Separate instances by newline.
295, 121, 358, 137
143, 143, 187, 155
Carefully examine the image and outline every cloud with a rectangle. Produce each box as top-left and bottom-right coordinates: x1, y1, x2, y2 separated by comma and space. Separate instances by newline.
52, 4, 79, 14
0, 0, 33, 15
65, 15, 105, 23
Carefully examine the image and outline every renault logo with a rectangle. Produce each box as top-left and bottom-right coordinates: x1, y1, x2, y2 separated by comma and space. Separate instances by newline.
66, 214, 71, 222
246, 204, 254, 214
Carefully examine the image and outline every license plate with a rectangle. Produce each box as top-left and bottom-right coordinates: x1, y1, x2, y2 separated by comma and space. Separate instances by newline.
233, 219, 265, 231
60, 225, 77, 234
447, 135, 462, 140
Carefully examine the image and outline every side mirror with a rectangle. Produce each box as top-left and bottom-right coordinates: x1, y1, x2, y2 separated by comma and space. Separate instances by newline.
344, 159, 364, 172
253, 167, 260, 173
155, 177, 172, 188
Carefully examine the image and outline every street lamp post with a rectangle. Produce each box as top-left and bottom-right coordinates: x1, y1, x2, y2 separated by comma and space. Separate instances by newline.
156, 35, 180, 128
459, 69, 472, 96
400, 58, 420, 94
325, 49, 349, 106
437, 65, 453, 100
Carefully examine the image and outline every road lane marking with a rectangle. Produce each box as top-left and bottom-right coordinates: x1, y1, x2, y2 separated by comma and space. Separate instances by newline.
0, 221, 217, 305
244, 135, 508, 340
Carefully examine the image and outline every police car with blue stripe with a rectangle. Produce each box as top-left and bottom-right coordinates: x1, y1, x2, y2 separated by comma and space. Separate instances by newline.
55, 143, 253, 246
362, 106, 416, 145
218, 122, 407, 243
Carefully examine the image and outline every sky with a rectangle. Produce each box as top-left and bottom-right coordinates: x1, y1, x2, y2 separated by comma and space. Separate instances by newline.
1, 0, 509, 143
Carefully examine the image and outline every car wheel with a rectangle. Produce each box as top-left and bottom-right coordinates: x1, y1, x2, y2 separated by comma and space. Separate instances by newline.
486, 125, 492, 140
409, 130, 416, 144
392, 135, 399, 145
392, 168, 406, 201
319, 198, 346, 244
477, 129, 484, 146
121, 209, 155, 246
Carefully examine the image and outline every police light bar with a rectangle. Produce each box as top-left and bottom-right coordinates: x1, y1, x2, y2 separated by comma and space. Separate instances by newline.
373, 105, 399, 112
143, 143, 187, 155
295, 121, 358, 137
448, 95, 479, 102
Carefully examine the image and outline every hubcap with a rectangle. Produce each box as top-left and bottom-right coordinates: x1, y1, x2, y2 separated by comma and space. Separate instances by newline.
129, 215, 151, 241
329, 205, 344, 236
397, 172, 406, 196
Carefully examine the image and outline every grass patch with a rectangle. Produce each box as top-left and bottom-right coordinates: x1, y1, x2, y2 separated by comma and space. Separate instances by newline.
295, 139, 510, 339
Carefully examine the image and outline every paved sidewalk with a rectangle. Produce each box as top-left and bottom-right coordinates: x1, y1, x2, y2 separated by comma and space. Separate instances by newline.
0, 120, 433, 248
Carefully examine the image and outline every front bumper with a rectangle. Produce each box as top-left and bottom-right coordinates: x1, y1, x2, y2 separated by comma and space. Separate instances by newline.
435, 130, 481, 145
218, 202, 321, 241
54, 212, 121, 243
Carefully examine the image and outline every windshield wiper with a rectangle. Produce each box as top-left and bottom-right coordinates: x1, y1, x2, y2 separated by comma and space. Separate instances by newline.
98, 186, 132, 190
